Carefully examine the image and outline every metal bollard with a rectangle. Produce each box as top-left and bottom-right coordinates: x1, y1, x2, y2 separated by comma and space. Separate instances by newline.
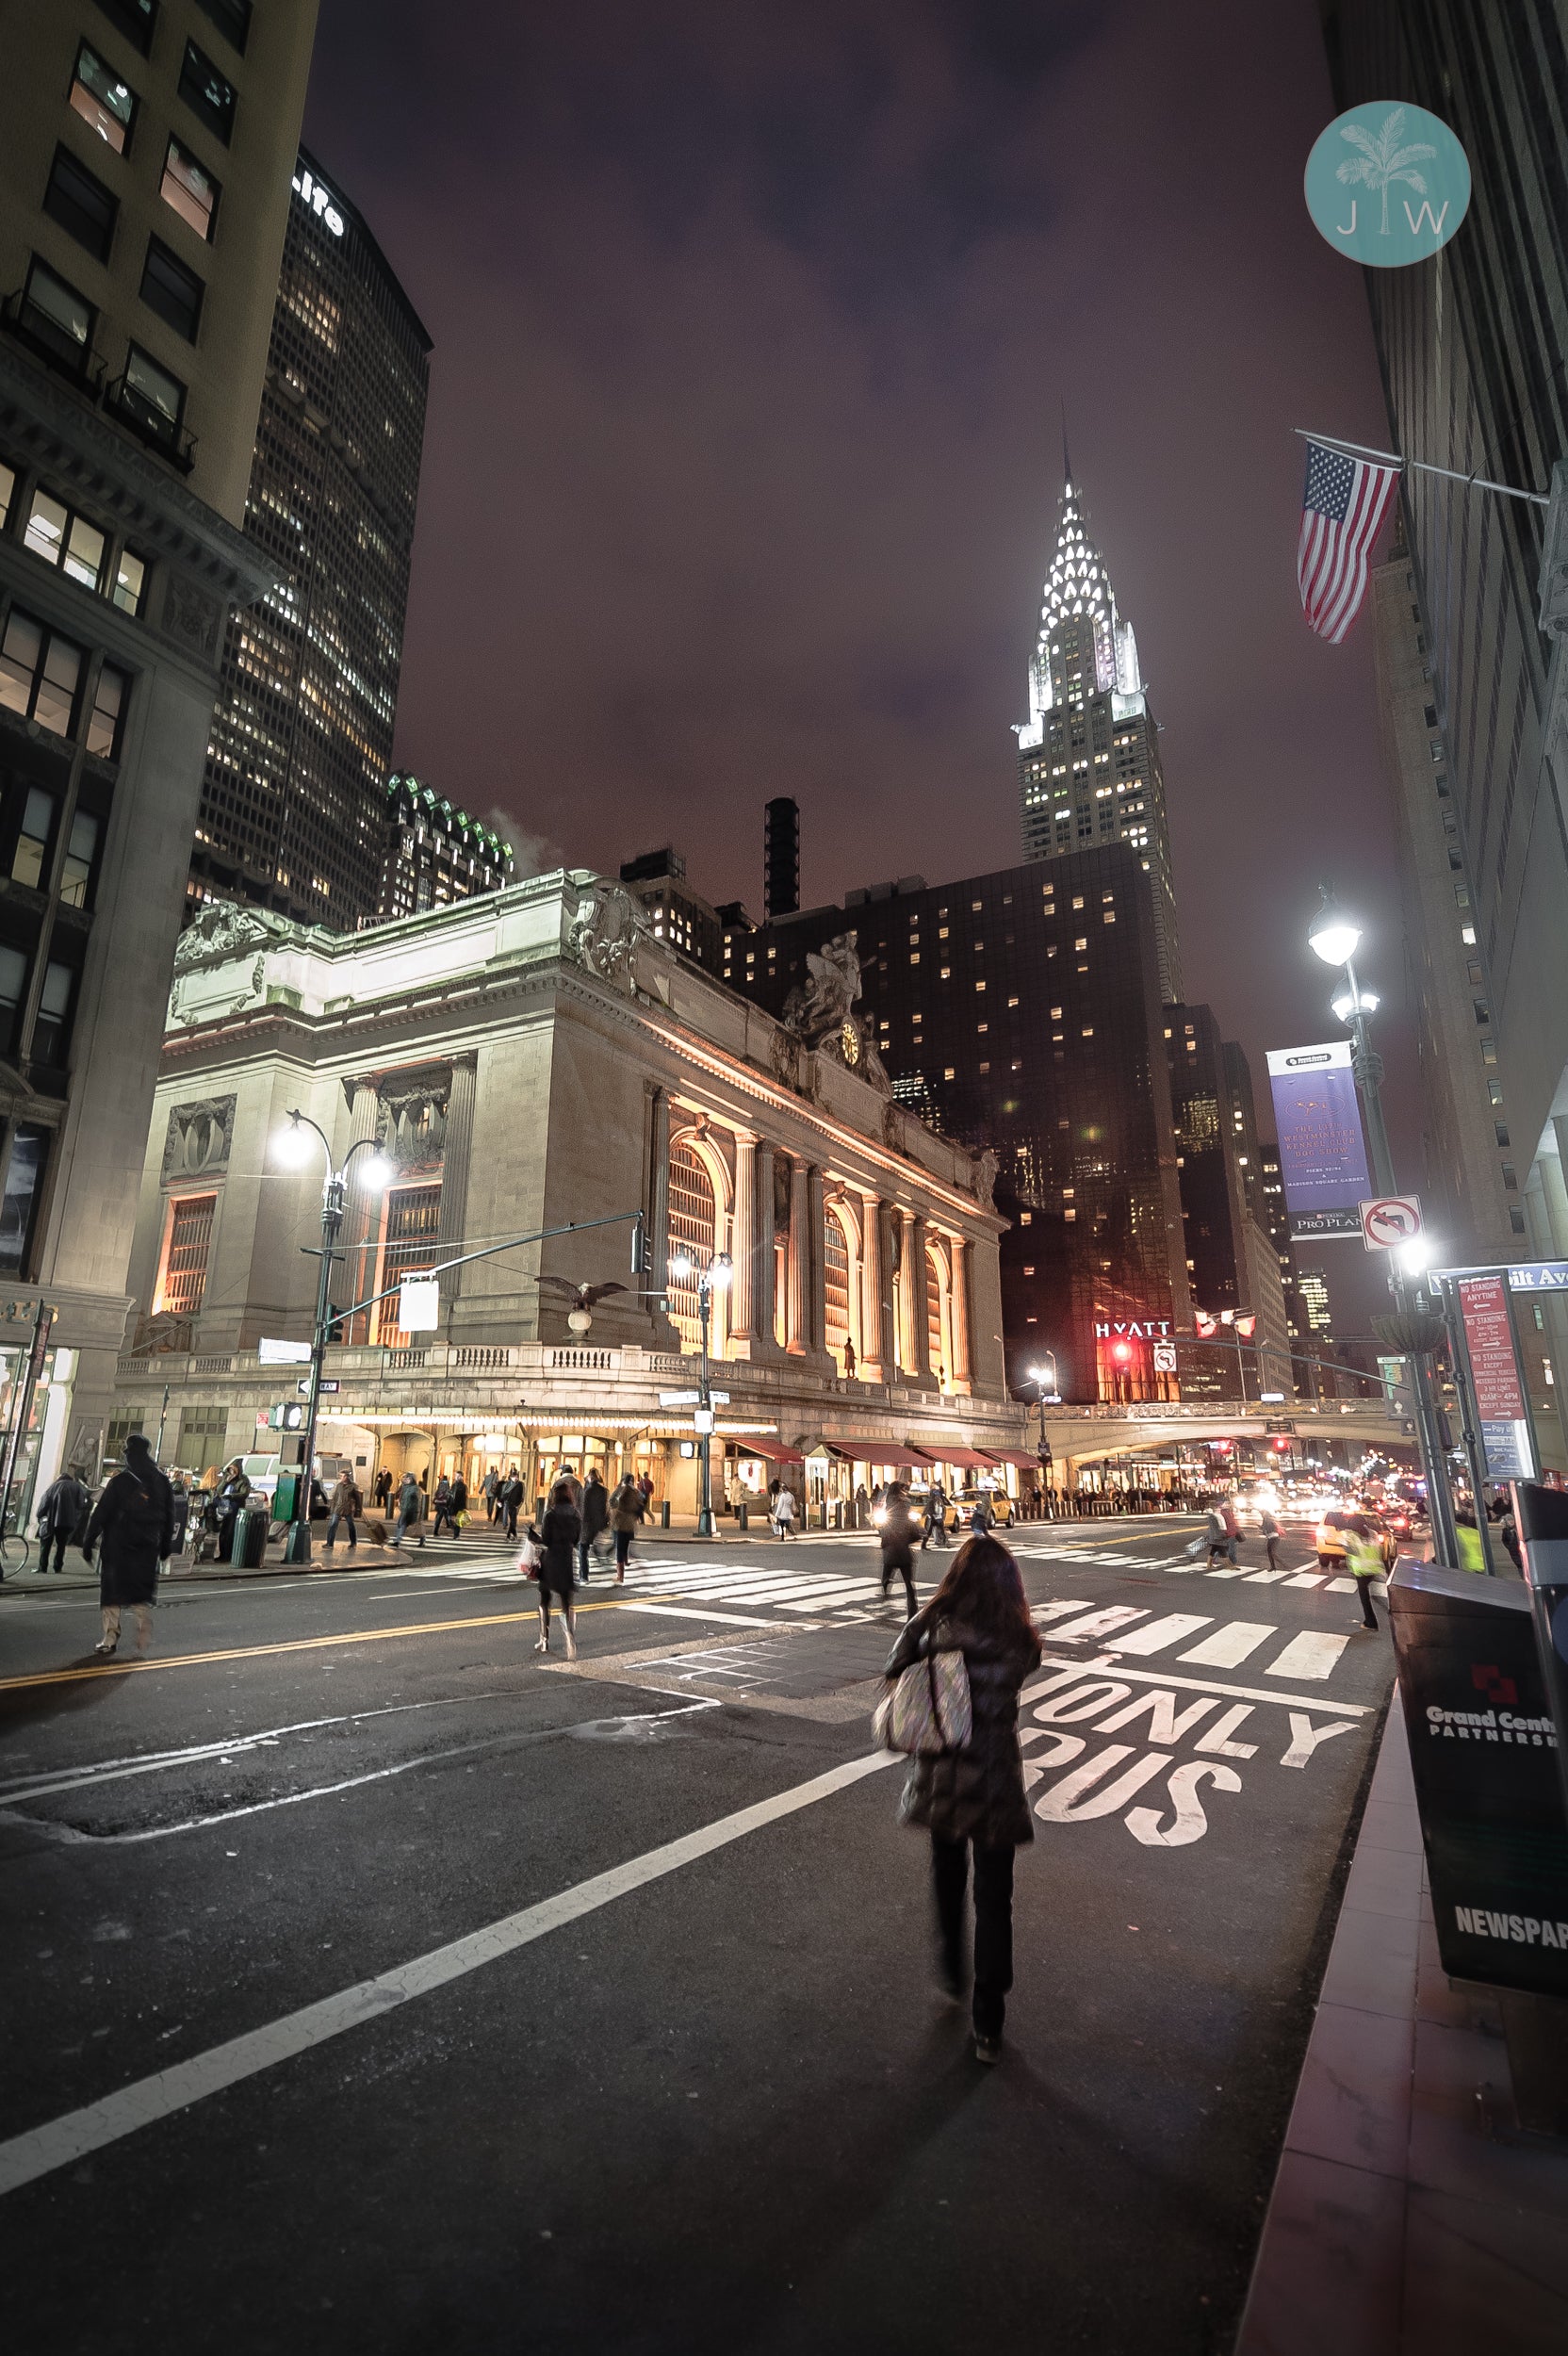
739, 1501, 749, 1530
661, 1499, 671, 1529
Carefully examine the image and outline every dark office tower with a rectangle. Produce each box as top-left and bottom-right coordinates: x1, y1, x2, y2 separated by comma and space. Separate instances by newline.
0, 1, 318, 1480
1015, 460, 1182, 1002
1325, 4, 1568, 1467
1163, 1008, 1291, 1398
190, 146, 431, 930
763, 795, 799, 920
733, 841, 1192, 1401
618, 844, 727, 972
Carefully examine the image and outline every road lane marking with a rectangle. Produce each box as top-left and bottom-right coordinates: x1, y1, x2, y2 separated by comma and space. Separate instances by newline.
1284, 1574, 1328, 1589
1102, 1614, 1213, 1657
1042, 1606, 1151, 1643
0, 1747, 898, 2197
1030, 1655, 1372, 1714
1243, 1570, 1291, 1585
1265, 1631, 1351, 1681
616, 1603, 813, 1629
1178, 1624, 1275, 1669
0, 1593, 778, 1694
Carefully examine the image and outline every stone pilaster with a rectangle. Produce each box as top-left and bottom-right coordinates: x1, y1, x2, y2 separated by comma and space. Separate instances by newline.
910, 1212, 932, 1382
647, 1087, 671, 1293
730, 1129, 757, 1338
951, 1235, 973, 1391
786, 1155, 808, 1354
807, 1164, 827, 1355
434, 1054, 478, 1301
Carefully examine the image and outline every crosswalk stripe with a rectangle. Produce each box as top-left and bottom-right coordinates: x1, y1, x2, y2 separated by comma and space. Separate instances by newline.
1265, 1631, 1350, 1681
1204, 1567, 1251, 1580
1179, 1622, 1275, 1668
1284, 1573, 1327, 1589
1044, 1605, 1152, 1643
1102, 1613, 1213, 1657
1242, 1569, 1291, 1585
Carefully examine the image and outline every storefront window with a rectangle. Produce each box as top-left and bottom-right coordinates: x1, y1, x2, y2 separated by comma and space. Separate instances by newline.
0, 1124, 49, 1272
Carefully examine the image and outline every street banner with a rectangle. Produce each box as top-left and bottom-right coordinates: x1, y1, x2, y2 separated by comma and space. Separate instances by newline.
398, 1276, 440, 1333
1457, 1274, 1534, 1480
1390, 1560, 1568, 1999
1265, 1041, 1370, 1239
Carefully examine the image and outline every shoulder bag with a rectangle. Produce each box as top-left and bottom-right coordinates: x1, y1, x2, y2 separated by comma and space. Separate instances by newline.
874, 1640, 972, 1757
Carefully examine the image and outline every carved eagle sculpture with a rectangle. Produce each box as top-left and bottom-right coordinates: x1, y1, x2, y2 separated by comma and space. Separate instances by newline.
537, 1278, 629, 1312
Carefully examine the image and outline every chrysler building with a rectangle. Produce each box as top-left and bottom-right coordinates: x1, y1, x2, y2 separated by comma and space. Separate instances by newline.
1015, 462, 1182, 1002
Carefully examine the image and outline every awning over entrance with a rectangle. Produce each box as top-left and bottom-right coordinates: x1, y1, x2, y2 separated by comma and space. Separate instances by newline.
987, 1449, 1044, 1470
727, 1435, 803, 1464
928, 1446, 994, 1469
820, 1438, 923, 1464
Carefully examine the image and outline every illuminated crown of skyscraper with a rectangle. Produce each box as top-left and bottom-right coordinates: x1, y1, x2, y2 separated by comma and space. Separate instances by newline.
1018, 463, 1143, 745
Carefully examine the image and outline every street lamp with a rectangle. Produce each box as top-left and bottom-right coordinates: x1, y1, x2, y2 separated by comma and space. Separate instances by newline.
1027, 1359, 1058, 1512
272, 1112, 392, 1562
668, 1249, 732, 1536
1305, 886, 1460, 1565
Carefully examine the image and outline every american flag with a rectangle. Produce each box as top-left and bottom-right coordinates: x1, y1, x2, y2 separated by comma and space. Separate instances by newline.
1298, 439, 1399, 643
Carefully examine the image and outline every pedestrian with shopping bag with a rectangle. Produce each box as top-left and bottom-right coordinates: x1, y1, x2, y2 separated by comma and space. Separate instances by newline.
878, 1532, 1043, 2064
83, 1433, 173, 1658
774, 1481, 797, 1539
526, 1478, 580, 1659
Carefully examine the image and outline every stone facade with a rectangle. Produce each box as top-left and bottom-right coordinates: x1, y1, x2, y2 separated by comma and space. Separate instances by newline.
114, 871, 1028, 1509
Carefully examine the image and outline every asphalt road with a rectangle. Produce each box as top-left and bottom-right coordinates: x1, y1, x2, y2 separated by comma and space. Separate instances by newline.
0, 1516, 1395, 2355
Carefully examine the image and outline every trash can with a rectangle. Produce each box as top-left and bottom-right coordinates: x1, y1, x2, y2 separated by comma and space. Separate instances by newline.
231, 1504, 270, 1568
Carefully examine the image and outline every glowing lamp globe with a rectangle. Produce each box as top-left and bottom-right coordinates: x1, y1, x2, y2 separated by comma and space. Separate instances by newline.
273, 1119, 314, 1170
1308, 892, 1362, 968
567, 1307, 593, 1335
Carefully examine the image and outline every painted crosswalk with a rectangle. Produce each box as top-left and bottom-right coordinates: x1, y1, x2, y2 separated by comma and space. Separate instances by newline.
377, 1549, 906, 1625
1033, 1598, 1358, 1683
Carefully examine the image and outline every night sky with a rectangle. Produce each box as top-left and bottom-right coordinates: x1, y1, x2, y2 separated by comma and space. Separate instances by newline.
304, 0, 1415, 1336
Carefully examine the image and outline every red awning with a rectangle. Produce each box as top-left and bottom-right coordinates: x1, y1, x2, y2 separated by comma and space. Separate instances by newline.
726, 1435, 802, 1464
925, 1446, 994, 1469
824, 1438, 923, 1464
988, 1449, 1045, 1470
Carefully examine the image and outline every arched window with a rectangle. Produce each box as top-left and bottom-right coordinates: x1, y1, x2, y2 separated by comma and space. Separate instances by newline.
667, 1138, 716, 1351
824, 1216, 851, 1369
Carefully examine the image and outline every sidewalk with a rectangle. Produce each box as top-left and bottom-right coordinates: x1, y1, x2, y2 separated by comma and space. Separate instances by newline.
1236, 1694, 1568, 2353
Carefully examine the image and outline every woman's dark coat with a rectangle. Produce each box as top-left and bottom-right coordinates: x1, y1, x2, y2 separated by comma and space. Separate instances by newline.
581, 1478, 610, 1541
86, 1463, 174, 1607
879, 1494, 916, 1568
884, 1606, 1041, 1847
534, 1503, 581, 1596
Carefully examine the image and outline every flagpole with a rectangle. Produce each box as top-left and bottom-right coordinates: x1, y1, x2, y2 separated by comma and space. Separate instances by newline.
1295, 427, 1549, 509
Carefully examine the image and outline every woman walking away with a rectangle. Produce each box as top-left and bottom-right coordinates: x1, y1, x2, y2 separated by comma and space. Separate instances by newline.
774, 1481, 796, 1539
84, 1432, 173, 1657
431, 1474, 455, 1537
883, 1533, 1042, 2064
609, 1472, 644, 1581
529, 1479, 580, 1660
1260, 1506, 1282, 1573
878, 1481, 919, 1619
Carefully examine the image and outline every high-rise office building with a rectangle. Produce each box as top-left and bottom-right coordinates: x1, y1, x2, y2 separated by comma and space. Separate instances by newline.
0, 0, 317, 1481
1014, 460, 1182, 1002
1324, 1, 1568, 1465
189, 142, 431, 929
730, 841, 1192, 1400
763, 794, 799, 920
376, 776, 512, 923
1163, 1006, 1292, 1398
618, 845, 729, 972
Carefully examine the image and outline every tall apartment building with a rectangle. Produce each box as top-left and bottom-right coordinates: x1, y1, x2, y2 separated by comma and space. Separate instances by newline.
1014, 461, 1182, 1002
189, 142, 430, 929
0, 0, 317, 1483
376, 775, 512, 923
1325, 1, 1568, 1467
728, 841, 1192, 1401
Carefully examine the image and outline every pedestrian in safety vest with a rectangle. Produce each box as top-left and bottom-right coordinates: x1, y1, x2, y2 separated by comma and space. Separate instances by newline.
1454, 1509, 1486, 1574
1347, 1515, 1383, 1631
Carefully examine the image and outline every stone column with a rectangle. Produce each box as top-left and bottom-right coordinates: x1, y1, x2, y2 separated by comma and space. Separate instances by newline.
647, 1088, 671, 1293
909, 1213, 932, 1382
858, 1190, 882, 1377
951, 1236, 973, 1390
730, 1130, 757, 1339
876, 1203, 898, 1376
434, 1055, 478, 1301
339, 1078, 385, 1335
753, 1138, 777, 1350
785, 1156, 808, 1353
807, 1164, 827, 1355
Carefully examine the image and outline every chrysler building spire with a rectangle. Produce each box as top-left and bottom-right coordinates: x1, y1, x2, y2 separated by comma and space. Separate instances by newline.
1014, 466, 1182, 1003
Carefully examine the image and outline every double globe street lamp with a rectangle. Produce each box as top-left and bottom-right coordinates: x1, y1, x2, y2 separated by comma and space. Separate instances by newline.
1306, 888, 1460, 1565
272, 1112, 393, 1562
666, 1250, 732, 1535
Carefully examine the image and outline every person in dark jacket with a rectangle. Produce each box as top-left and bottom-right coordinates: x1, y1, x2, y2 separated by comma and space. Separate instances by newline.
884, 1533, 1043, 2064
388, 1472, 425, 1548
432, 1474, 456, 1536
579, 1467, 609, 1583
36, 1468, 90, 1573
878, 1481, 919, 1619
608, 1474, 644, 1579
500, 1469, 525, 1539
84, 1433, 174, 1657
529, 1479, 580, 1659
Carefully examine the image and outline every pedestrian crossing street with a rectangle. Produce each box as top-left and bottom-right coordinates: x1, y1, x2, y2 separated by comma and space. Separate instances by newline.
1013, 1539, 1384, 1599
384, 1545, 907, 1625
